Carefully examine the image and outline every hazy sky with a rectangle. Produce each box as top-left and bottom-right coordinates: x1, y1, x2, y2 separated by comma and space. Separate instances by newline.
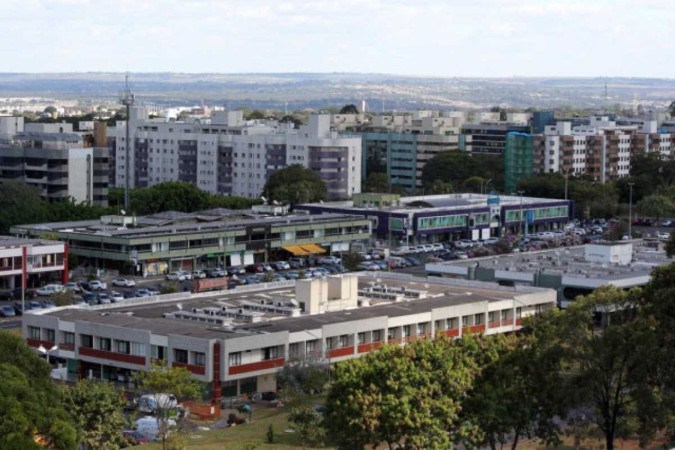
2, 0, 673, 77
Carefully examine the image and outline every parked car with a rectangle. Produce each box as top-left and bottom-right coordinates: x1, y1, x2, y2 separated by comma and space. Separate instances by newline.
134, 288, 151, 297
166, 271, 186, 281
0, 304, 16, 317
63, 282, 82, 293
318, 256, 342, 265
657, 231, 670, 240
246, 263, 264, 273
431, 243, 444, 251
110, 291, 124, 302
228, 266, 246, 275
146, 287, 160, 296
205, 268, 225, 278
192, 270, 206, 279
40, 300, 57, 309
112, 278, 136, 288
288, 258, 307, 269
261, 263, 274, 272
81, 292, 97, 304
178, 270, 193, 280
96, 293, 111, 304
271, 261, 290, 270
88, 280, 107, 291
37, 284, 64, 296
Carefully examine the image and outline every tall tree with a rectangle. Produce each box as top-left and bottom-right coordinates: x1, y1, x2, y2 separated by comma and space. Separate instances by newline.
0, 180, 49, 233
262, 164, 327, 204
0, 331, 77, 449
324, 336, 477, 450
133, 362, 200, 450
63, 379, 127, 449
636, 194, 674, 224
364, 172, 390, 193
339, 104, 360, 114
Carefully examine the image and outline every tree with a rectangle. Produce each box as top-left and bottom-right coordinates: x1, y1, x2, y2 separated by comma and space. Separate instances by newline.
364, 172, 390, 193
0, 331, 77, 449
666, 230, 675, 258
277, 359, 329, 396
0, 180, 50, 233
462, 330, 568, 450
280, 114, 303, 128
669, 100, 675, 118
324, 336, 477, 450
339, 104, 359, 114
538, 286, 651, 450
133, 362, 200, 450
262, 164, 327, 204
129, 181, 211, 215
288, 407, 325, 447
63, 379, 127, 449
462, 175, 485, 193
341, 251, 363, 271
636, 194, 674, 224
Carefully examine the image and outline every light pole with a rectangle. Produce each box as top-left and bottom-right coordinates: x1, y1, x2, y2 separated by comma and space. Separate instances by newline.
517, 190, 525, 237
483, 178, 493, 194
38, 344, 59, 364
628, 182, 634, 239
563, 169, 569, 201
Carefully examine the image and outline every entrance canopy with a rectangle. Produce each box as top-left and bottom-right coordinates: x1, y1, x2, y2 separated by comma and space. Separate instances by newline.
283, 245, 310, 256
300, 244, 327, 254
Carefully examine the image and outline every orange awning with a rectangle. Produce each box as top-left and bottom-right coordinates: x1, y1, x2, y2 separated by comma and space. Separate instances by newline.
283, 245, 310, 256
301, 244, 327, 254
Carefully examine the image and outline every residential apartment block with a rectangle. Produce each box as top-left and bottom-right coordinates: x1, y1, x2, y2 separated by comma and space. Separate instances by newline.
0, 236, 67, 290
107, 109, 362, 200
533, 116, 674, 182
0, 117, 109, 205
22, 272, 556, 400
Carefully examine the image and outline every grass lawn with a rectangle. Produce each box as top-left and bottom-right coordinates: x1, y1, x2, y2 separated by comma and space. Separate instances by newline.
137, 399, 333, 450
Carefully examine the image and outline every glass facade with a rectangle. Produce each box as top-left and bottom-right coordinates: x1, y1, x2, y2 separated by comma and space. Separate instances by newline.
418, 214, 467, 230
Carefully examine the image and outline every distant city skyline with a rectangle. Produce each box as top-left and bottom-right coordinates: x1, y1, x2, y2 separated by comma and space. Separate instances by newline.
1, 0, 674, 78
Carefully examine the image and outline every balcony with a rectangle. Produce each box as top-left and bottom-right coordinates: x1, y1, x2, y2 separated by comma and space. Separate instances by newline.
59, 342, 75, 351
443, 328, 460, 338
228, 357, 285, 376
357, 342, 382, 354
172, 361, 206, 376
328, 346, 354, 359
464, 324, 486, 334
26, 338, 55, 349
488, 320, 502, 329
515, 318, 523, 327
79, 347, 146, 366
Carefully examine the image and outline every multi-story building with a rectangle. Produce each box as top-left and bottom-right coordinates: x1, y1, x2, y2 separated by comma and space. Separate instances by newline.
504, 132, 534, 193
297, 192, 573, 245
107, 109, 362, 200
11, 207, 371, 275
0, 118, 109, 205
347, 111, 464, 191
0, 236, 67, 290
533, 116, 674, 181
22, 272, 556, 399
461, 122, 531, 156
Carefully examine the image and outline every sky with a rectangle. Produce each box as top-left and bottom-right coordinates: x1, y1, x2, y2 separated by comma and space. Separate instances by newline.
1, 0, 673, 77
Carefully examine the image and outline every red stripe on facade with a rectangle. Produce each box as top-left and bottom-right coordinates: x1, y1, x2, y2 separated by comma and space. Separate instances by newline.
26, 338, 55, 349
228, 357, 285, 375
328, 346, 354, 359
357, 342, 382, 353
78, 347, 146, 365
172, 361, 206, 376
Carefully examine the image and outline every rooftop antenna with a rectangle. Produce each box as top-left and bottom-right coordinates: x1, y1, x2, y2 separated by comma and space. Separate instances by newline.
603, 80, 608, 114
120, 73, 135, 210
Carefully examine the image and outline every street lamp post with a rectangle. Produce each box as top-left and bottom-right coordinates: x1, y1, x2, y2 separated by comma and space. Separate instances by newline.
563, 169, 569, 201
483, 178, 493, 195
628, 182, 634, 239
38, 344, 59, 364
517, 190, 525, 237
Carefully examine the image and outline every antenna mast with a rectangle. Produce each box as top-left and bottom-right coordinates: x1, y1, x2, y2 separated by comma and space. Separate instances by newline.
120, 74, 135, 210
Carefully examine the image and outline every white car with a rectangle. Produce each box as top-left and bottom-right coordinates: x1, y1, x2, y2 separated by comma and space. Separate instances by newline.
657, 231, 670, 240
318, 256, 342, 265
110, 291, 124, 302
89, 280, 107, 291
112, 278, 136, 288
37, 284, 64, 296
192, 270, 206, 279
166, 271, 186, 281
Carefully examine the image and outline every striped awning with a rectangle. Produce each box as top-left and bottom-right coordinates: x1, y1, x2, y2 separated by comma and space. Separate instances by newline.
300, 244, 327, 254
283, 245, 310, 256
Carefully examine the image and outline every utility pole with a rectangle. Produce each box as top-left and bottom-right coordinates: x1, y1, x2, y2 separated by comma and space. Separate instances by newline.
120, 74, 135, 210
628, 182, 634, 239
517, 190, 525, 237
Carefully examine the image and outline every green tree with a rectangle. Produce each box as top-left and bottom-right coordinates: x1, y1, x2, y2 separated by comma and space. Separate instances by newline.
0, 331, 77, 449
539, 286, 651, 450
64, 379, 127, 449
133, 362, 200, 450
280, 114, 304, 128
262, 164, 327, 204
288, 407, 325, 447
0, 180, 50, 233
129, 181, 211, 215
324, 336, 477, 450
421, 151, 478, 188
636, 194, 674, 224
277, 359, 329, 396
364, 172, 390, 193
243, 109, 266, 120
341, 251, 363, 271
666, 230, 675, 258
430, 179, 453, 194
462, 175, 485, 193
339, 104, 359, 114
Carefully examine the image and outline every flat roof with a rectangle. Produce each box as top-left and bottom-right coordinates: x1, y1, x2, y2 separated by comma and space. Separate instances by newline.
41, 273, 549, 339
0, 235, 62, 247
300, 193, 569, 214
427, 241, 669, 282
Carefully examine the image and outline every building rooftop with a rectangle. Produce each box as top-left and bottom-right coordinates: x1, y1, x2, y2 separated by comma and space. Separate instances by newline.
38, 273, 549, 339
0, 235, 62, 247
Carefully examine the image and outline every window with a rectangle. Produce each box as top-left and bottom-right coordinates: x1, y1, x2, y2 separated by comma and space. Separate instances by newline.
43, 328, 55, 343
402, 325, 411, 338
516, 307, 522, 318
462, 315, 472, 327
264, 347, 279, 360
99, 337, 112, 351
115, 340, 130, 354
131, 342, 145, 357
151, 345, 166, 361
194, 352, 206, 367
288, 343, 299, 358
28, 326, 40, 340
372, 330, 383, 342
63, 332, 75, 346
80, 334, 93, 348
474, 314, 484, 325
500, 310, 508, 321
174, 349, 188, 364
357, 332, 366, 345
416, 323, 425, 335
387, 328, 396, 341
306, 340, 317, 354
228, 352, 241, 366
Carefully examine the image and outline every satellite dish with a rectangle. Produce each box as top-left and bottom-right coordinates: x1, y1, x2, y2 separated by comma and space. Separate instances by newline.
120, 209, 126, 215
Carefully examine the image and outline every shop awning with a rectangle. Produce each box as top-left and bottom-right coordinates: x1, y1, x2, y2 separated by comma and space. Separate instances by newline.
301, 244, 327, 254
283, 245, 310, 256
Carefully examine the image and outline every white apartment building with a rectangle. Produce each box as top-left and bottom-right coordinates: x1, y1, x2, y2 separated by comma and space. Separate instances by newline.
534, 116, 674, 182
107, 108, 362, 200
